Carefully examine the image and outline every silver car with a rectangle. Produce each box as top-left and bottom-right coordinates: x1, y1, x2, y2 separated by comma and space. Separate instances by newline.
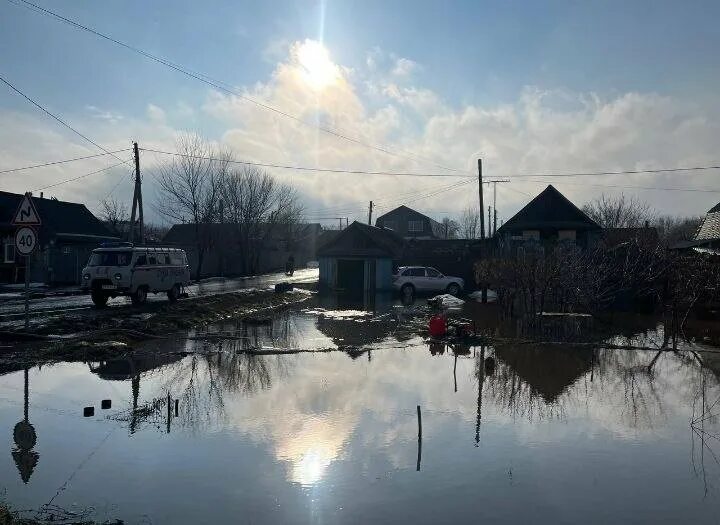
393, 266, 464, 296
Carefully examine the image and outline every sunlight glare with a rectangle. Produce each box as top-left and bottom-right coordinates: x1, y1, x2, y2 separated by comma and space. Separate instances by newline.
296, 40, 340, 90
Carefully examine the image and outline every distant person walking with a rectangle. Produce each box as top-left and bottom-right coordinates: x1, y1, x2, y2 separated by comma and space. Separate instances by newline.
285, 255, 295, 276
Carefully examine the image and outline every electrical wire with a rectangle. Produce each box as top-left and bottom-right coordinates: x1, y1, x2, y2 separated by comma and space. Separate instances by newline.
141, 148, 470, 177
508, 164, 720, 179
0, 149, 131, 175
31, 161, 125, 192
10, 0, 467, 174
520, 178, 720, 193
0, 74, 132, 168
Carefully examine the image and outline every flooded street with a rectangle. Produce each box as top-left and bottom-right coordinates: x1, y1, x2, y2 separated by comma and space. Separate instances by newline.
2, 300, 720, 524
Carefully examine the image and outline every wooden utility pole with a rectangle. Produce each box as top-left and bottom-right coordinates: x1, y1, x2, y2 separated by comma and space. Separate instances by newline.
494, 208, 498, 236
368, 201, 374, 225
129, 142, 144, 244
488, 206, 491, 238
478, 159, 485, 239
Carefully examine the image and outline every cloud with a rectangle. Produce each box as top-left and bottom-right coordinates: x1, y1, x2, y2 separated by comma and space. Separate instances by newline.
146, 103, 166, 124
2, 40, 719, 228
392, 57, 420, 77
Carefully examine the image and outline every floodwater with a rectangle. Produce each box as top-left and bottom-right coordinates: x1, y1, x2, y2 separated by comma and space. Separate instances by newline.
2, 299, 720, 524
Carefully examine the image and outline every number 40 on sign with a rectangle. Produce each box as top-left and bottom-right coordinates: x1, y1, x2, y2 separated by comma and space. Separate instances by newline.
15, 227, 37, 256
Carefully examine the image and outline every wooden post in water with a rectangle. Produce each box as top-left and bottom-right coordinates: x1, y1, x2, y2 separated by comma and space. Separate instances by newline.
416, 405, 422, 471
166, 392, 171, 434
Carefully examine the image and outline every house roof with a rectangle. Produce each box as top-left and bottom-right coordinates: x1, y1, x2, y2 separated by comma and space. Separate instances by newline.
163, 222, 323, 245
0, 191, 114, 240
317, 221, 404, 258
376, 205, 443, 229
497, 185, 601, 233
696, 204, 720, 241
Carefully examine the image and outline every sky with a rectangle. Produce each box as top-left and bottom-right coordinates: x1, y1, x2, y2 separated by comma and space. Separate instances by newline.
1, 0, 719, 227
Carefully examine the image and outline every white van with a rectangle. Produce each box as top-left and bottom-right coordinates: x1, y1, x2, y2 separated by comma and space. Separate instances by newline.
81, 244, 191, 307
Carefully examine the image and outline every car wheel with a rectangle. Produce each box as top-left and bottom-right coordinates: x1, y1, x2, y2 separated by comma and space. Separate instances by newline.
401, 283, 415, 298
446, 283, 461, 296
167, 283, 180, 303
131, 286, 148, 306
91, 290, 108, 307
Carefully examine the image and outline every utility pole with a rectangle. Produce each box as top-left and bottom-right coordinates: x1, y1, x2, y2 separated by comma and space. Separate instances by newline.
488, 206, 491, 238
129, 142, 144, 244
478, 159, 484, 239
493, 182, 497, 236
368, 201, 374, 225
494, 208, 498, 236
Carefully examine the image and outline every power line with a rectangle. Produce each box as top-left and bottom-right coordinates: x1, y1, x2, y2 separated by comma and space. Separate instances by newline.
0, 74, 133, 169
0, 149, 131, 175
11, 0, 467, 174
32, 162, 125, 192
509, 164, 720, 179
521, 178, 720, 193
141, 148, 471, 178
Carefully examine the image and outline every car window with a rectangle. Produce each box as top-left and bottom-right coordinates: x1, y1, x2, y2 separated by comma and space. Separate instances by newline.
403, 268, 425, 277
88, 251, 132, 267
135, 255, 147, 266
426, 268, 442, 278
170, 254, 183, 265
148, 256, 157, 265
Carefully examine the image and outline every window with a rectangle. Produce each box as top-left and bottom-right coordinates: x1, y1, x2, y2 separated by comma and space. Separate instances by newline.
170, 254, 184, 265
558, 230, 576, 242
4, 243, 15, 263
522, 230, 540, 241
426, 268, 442, 278
148, 256, 158, 265
88, 251, 132, 266
135, 255, 147, 266
62, 246, 71, 255
408, 220, 424, 232
383, 220, 397, 231
403, 267, 426, 277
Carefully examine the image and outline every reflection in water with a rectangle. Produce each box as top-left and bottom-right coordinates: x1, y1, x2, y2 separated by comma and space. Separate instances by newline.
12, 369, 39, 483
3, 307, 720, 522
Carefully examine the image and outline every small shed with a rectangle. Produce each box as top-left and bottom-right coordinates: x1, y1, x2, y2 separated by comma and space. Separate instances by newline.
317, 222, 404, 293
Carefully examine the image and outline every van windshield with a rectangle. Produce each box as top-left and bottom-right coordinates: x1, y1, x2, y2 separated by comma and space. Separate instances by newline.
88, 251, 132, 267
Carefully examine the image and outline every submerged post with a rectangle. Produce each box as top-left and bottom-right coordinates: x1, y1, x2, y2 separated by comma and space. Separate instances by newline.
416, 405, 422, 471
24, 255, 30, 330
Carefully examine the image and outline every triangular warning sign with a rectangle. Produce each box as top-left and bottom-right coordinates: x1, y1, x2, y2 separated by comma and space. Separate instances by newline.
11, 193, 41, 226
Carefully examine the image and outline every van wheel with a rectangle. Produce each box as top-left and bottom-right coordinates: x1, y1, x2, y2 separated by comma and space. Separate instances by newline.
91, 290, 108, 307
131, 286, 148, 306
401, 283, 415, 298
446, 283, 461, 296
167, 284, 180, 303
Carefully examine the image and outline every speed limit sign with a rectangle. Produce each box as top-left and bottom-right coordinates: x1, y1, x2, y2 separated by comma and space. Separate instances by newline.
15, 227, 38, 256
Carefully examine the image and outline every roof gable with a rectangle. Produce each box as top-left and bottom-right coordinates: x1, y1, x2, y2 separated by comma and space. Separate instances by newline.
0, 191, 112, 237
498, 185, 600, 232
317, 221, 404, 258
696, 210, 720, 241
376, 205, 440, 226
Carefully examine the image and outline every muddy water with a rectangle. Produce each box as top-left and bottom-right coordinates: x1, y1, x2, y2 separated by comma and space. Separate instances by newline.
1, 303, 720, 524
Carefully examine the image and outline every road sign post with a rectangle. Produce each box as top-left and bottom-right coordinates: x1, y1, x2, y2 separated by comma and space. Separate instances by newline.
12, 193, 41, 331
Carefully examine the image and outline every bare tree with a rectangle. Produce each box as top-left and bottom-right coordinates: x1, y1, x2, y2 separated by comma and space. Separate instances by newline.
440, 217, 459, 239
99, 198, 129, 237
219, 166, 304, 275
582, 194, 655, 228
655, 215, 702, 246
155, 134, 226, 278
459, 205, 482, 239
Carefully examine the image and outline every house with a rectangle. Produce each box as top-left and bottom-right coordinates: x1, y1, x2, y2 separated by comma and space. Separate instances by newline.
496, 185, 601, 249
694, 201, 720, 251
0, 191, 117, 284
163, 222, 322, 278
317, 221, 404, 293
375, 205, 444, 239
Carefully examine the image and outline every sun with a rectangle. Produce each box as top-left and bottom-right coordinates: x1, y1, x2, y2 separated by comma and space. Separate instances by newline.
295, 40, 340, 90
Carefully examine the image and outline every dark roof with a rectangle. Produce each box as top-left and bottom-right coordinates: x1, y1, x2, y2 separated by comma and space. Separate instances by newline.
317, 221, 404, 258
376, 205, 443, 229
0, 191, 114, 240
163, 222, 322, 245
497, 185, 601, 233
